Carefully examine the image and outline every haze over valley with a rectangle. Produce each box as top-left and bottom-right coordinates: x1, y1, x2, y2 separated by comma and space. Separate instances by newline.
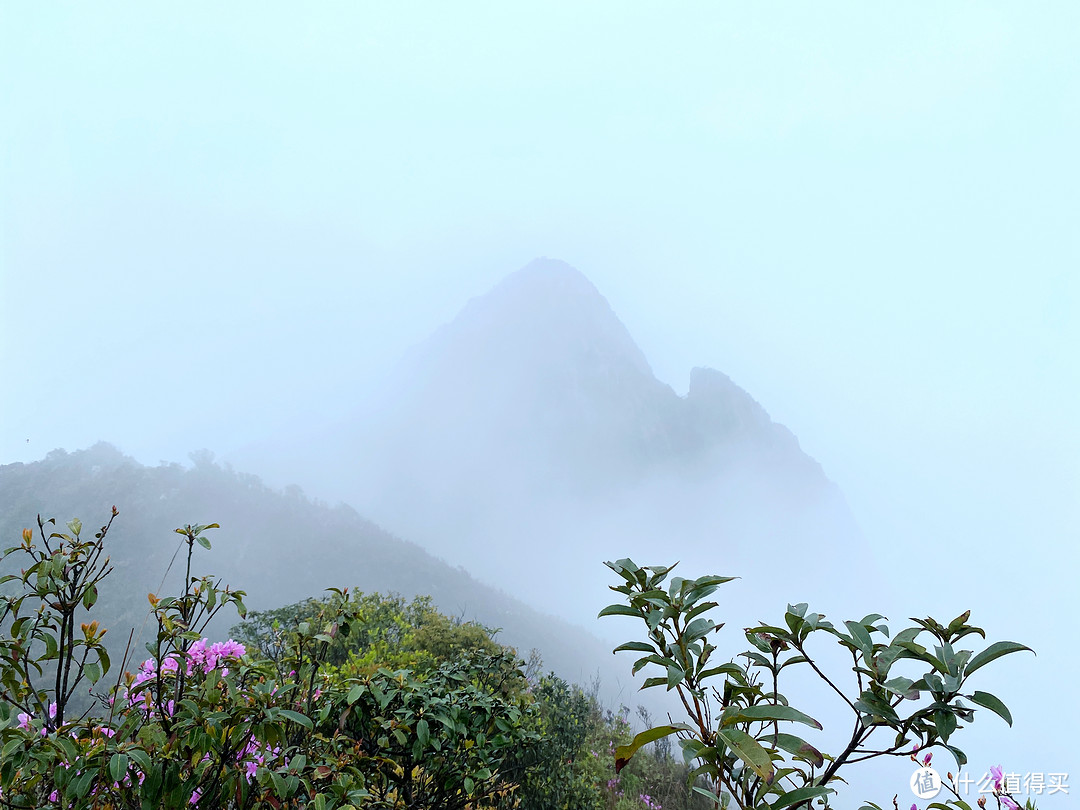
239, 258, 869, 626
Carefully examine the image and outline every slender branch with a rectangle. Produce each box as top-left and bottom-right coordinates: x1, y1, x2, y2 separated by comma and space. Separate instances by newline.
792, 641, 858, 714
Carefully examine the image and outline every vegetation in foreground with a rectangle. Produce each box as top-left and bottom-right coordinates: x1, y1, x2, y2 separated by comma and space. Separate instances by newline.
0, 512, 1035, 809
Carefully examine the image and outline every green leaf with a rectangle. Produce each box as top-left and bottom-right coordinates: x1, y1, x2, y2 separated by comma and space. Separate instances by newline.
271, 769, 287, 798
685, 600, 719, 623
109, 753, 128, 783
128, 749, 152, 774
666, 663, 685, 690
43, 632, 59, 660
845, 621, 874, 655
72, 771, 95, 799
84, 661, 102, 684
598, 604, 640, 619
684, 618, 714, 642
196, 535, 212, 550
723, 705, 822, 730
693, 786, 723, 805
968, 690, 1013, 726
943, 743, 968, 768
854, 692, 899, 723
934, 708, 957, 742
771, 786, 831, 809
416, 718, 430, 746
699, 663, 747, 681
715, 727, 775, 783
613, 641, 656, 654
278, 709, 312, 729
946, 610, 972, 636
82, 585, 98, 610
965, 641, 1033, 676
615, 724, 692, 773
770, 733, 825, 767
895, 641, 948, 675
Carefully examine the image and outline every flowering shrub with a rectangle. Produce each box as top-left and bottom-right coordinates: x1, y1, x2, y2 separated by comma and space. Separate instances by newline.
0, 514, 530, 809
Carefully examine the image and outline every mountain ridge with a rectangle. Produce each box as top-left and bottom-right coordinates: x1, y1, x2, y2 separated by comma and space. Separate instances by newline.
241, 258, 865, 623
0, 442, 631, 692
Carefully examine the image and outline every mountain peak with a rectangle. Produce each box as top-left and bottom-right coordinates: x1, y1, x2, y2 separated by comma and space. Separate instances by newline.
243, 258, 858, 622
496, 256, 601, 296
421, 258, 656, 386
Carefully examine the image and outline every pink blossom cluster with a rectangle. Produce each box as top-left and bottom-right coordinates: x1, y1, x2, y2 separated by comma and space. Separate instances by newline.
238, 738, 284, 782
132, 638, 246, 685
127, 638, 246, 713
16, 700, 57, 733
122, 639, 294, 807
6, 639, 303, 809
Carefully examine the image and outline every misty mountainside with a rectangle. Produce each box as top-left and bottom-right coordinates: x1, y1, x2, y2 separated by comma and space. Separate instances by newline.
0, 443, 632, 692
240, 258, 870, 628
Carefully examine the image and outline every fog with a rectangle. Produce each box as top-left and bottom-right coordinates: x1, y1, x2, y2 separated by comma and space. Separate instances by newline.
2, 3, 1077, 806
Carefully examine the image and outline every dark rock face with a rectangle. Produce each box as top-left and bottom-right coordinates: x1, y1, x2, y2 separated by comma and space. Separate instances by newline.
315, 258, 866, 624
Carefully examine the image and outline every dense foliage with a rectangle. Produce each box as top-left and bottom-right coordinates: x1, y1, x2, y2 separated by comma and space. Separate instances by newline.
0, 513, 1038, 809
601, 559, 1038, 810
0, 513, 706, 809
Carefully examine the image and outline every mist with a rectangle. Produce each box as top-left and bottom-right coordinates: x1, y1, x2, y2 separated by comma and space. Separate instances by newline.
2, 3, 1077, 806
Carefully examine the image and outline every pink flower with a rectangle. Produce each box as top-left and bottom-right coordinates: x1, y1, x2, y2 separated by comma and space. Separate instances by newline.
1001, 798, 1019, 810
48, 702, 57, 719
17, 713, 32, 730
922, 753, 932, 766
212, 639, 245, 660
990, 765, 1004, 790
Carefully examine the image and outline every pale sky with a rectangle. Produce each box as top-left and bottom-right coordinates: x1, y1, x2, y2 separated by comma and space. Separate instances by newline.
2, 3, 1077, 801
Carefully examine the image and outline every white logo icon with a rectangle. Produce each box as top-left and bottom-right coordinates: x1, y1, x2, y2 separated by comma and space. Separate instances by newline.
910, 767, 942, 799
